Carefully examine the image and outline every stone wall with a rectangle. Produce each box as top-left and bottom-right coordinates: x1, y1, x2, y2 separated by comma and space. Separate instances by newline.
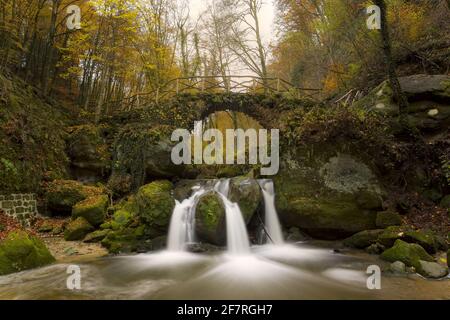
0, 194, 38, 226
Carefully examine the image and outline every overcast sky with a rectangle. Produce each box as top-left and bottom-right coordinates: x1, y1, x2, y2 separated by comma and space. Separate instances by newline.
188, 0, 276, 43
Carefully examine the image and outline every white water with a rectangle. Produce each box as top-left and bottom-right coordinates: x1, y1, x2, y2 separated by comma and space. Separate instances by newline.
216, 179, 251, 255
258, 180, 284, 245
167, 187, 206, 251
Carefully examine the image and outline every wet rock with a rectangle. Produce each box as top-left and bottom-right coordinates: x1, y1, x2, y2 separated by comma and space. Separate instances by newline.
375, 211, 402, 228
343, 229, 384, 249
186, 242, 222, 253
195, 192, 226, 246
365, 243, 385, 255
229, 177, 261, 222
381, 239, 433, 270
390, 261, 406, 274
64, 217, 94, 241
286, 227, 311, 242
0, 230, 55, 275
418, 260, 449, 279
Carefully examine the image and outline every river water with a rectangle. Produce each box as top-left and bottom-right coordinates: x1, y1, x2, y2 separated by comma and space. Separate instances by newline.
0, 242, 448, 300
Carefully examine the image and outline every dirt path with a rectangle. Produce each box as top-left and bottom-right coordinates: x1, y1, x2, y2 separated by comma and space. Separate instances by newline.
42, 236, 109, 263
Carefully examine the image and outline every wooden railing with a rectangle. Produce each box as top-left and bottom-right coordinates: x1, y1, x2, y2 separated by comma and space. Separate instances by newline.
103, 75, 322, 111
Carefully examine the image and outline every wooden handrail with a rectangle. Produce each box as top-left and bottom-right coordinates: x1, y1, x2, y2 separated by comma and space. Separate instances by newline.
102, 75, 323, 111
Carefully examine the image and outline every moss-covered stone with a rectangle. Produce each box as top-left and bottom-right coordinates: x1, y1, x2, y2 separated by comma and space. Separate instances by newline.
403, 230, 439, 254
45, 180, 104, 215
0, 230, 55, 275
376, 211, 402, 228
64, 217, 94, 241
195, 192, 226, 245
380, 239, 433, 270
72, 195, 108, 227
377, 226, 410, 247
135, 180, 175, 229
113, 209, 133, 228
343, 229, 384, 249
229, 177, 261, 223
83, 230, 110, 243
100, 227, 151, 254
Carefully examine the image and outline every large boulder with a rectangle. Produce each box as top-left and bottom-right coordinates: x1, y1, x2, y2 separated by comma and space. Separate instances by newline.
376, 226, 439, 253
418, 260, 448, 279
44, 180, 104, 215
72, 195, 108, 227
343, 229, 384, 249
355, 74, 450, 133
275, 153, 383, 239
380, 239, 433, 270
229, 177, 261, 223
195, 192, 226, 245
101, 226, 150, 254
135, 180, 175, 231
0, 230, 55, 275
64, 217, 94, 241
376, 211, 402, 228
66, 125, 111, 181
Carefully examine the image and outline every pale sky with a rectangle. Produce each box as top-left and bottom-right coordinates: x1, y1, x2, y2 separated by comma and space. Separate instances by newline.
188, 0, 276, 44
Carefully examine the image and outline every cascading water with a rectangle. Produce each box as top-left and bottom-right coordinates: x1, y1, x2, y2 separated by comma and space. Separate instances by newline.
258, 179, 284, 245
215, 179, 251, 255
167, 187, 205, 251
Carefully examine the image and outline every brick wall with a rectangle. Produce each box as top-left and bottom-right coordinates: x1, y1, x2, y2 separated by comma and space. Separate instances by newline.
0, 194, 38, 226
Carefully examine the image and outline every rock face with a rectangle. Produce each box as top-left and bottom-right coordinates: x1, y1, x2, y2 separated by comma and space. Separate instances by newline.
376, 211, 402, 228
64, 217, 94, 241
66, 125, 111, 181
380, 239, 433, 270
0, 230, 55, 275
355, 74, 450, 134
228, 177, 261, 223
275, 153, 383, 239
72, 195, 108, 227
195, 192, 226, 245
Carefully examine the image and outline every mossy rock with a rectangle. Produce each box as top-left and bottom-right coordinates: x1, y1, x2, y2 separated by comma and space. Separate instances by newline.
64, 217, 94, 241
381, 239, 434, 270
0, 230, 55, 275
377, 226, 410, 247
403, 230, 439, 254
83, 230, 110, 243
112, 209, 133, 228
376, 211, 402, 228
343, 229, 384, 249
229, 177, 261, 223
45, 180, 104, 215
72, 195, 108, 227
66, 124, 111, 180
195, 192, 226, 245
100, 227, 151, 254
38, 222, 54, 233
135, 180, 175, 229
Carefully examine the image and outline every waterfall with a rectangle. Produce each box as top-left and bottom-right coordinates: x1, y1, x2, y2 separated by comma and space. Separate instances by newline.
167, 187, 205, 251
258, 180, 284, 245
216, 179, 250, 255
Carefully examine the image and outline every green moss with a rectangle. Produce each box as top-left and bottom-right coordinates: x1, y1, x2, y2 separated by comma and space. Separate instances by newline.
100, 227, 151, 254
403, 230, 439, 254
64, 217, 94, 241
83, 230, 110, 243
72, 195, 108, 226
229, 177, 261, 222
376, 211, 403, 228
113, 209, 133, 227
381, 239, 433, 270
195, 192, 226, 245
377, 226, 410, 247
135, 180, 175, 229
0, 230, 55, 275
343, 229, 384, 249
